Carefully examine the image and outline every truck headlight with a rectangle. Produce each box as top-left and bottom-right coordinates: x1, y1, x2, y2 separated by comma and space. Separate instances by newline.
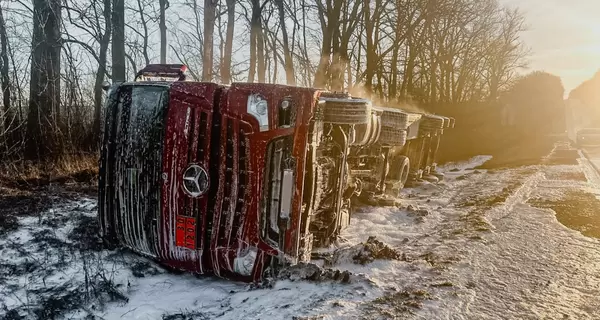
247, 94, 269, 131
233, 246, 258, 276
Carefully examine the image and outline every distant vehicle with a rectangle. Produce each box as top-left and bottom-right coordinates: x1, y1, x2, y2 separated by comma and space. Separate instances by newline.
98, 63, 454, 282
576, 128, 600, 146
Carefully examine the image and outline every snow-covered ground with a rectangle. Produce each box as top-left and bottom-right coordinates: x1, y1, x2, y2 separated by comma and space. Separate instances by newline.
3, 148, 600, 319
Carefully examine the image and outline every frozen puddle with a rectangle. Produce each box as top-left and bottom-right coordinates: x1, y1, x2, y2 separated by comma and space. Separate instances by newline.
3, 154, 600, 319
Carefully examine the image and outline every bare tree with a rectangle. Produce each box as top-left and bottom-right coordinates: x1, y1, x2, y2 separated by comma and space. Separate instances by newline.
0, 0, 531, 159
275, 0, 295, 85
203, 0, 217, 81
0, 5, 10, 140
485, 7, 527, 101
94, 0, 111, 143
26, 0, 62, 159
220, 0, 236, 83
112, 0, 126, 81
159, 0, 168, 63
171, 0, 204, 80
247, 0, 268, 83
313, 0, 342, 89
63, 0, 112, 146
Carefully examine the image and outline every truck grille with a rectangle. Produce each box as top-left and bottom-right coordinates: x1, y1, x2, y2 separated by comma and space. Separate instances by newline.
216, 116, 252, 248
179, 108, 211, 250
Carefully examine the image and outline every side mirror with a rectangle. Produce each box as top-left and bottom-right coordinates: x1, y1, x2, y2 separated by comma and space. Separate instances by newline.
101, 81, 111, 92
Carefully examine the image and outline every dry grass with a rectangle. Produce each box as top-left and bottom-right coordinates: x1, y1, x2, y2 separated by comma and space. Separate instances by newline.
0, 153, 98, 190
0, 153, 98, 235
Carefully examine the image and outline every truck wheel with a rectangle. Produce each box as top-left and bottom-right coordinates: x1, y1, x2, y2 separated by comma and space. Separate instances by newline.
419, 115, 445, 135
388, 155, 410, 187
399, 157, 410, 186
351, 111, 380, 146
380, 108, 409, 129
321, 98, 371, 125
379, 127, 407, 146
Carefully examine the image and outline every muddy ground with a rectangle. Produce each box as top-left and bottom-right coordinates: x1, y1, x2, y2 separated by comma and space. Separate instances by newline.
3, 139, 600, 319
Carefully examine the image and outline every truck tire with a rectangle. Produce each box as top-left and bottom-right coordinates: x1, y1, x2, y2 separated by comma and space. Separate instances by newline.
389, 155, 410, 187
351, 110, 381, 146
420, 115, 445, 130
321, 97, 371, 125
441, 117, 449, 128
380, 107, 409, 129
379, 127, 407, 146
385, 156, 410, 197
419, 115, 445, 137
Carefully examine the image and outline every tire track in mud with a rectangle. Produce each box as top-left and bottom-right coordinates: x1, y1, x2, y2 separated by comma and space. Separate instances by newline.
354, 166, 543, 320
441, 145, 600, 320
400, 144, 583, 319
442, 166, 539, 239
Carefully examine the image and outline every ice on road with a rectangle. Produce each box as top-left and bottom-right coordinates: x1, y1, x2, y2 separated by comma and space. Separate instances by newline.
2, 150, 600, 319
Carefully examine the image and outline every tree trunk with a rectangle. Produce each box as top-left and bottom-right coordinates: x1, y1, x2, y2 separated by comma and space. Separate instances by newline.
429, 59, 437, 103
92, 0, 112, 148
248, 0, 263, 83
401, 41, 416, 99
270, 31, 278, 83
363, 0, 376, 96
389, 44, 398, 100
221, 0, 235, 83
248, 19, 257, 82
275, 0, 295, 85
202, 0, 216, 81
136, 0, 150, 66
330, 32, 344, 92
256, 24, 266, 83
313, 0, 342, 89
26, 0, 62, 160
112, 0, 126, 81
0, 6, 10, 138
159, 0, 168, 64
312, 39, 331, 89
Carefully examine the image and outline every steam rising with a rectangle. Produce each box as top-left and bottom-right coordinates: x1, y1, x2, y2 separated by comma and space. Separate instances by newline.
348, 83, 429, 114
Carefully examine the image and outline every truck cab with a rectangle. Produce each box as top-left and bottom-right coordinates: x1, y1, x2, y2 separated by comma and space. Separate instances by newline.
98, 64, 453, 282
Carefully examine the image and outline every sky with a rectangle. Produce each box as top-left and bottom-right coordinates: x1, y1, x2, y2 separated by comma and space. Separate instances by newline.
500, 0, 600, 96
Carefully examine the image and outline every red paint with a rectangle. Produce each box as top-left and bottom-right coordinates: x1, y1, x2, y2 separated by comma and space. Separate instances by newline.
158, 82, 322, 281
106, 78, 325, 281
175, 216, 197, 249
160, 82, 218, 274
220, 84, 321, 271
175, 216, 186, 247
184, 217, 197, 249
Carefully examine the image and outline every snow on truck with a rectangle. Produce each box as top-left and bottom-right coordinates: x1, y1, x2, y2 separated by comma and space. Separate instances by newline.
98, 64, 454, 282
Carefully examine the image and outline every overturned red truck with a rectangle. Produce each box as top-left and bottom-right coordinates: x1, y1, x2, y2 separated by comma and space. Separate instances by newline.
98, 64, 454, 282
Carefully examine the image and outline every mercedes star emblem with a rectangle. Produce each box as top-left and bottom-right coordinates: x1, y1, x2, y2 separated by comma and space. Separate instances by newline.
182, 164, 209, 197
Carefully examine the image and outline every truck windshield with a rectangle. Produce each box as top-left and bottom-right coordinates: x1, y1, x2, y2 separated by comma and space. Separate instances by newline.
115, 85, 168, 148
107, 84, 168, 256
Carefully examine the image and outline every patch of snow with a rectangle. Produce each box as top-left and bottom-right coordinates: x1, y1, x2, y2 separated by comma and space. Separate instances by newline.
5, 152, 600, 319
438, 155, 492, 173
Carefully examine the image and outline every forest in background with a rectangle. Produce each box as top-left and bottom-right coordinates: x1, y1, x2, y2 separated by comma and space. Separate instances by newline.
0, 0, 574, 174
0, 0, 529, 161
